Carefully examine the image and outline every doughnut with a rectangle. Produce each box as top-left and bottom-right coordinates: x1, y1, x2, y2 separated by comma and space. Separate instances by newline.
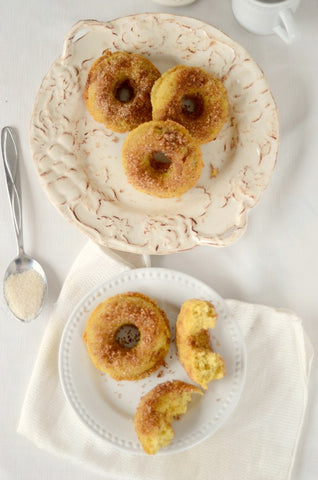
83, 50, 161, 133
83, 292, 171, 381
121, 119, 203, 198
134, 380, 202, 455
151, 65, 229, 145
176, 299, 225, 389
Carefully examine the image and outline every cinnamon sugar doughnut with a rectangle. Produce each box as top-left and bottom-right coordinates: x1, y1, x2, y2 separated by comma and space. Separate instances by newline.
134, 380, 202, 455
151, 65, 229, 145
83, 292, 171, 381
176, 299, 225, 389
83, 50, 161, 133
121, 120, 203, 198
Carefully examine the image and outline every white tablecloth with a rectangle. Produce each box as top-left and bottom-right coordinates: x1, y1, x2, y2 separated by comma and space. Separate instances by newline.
0, 1, 317, 479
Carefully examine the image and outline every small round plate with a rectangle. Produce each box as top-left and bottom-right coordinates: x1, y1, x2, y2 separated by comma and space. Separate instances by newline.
58, 268, 246, 455
30, 14, 279, 254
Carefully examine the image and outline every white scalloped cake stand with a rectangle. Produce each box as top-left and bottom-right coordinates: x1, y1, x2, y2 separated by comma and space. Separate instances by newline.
30, 14, 279, 254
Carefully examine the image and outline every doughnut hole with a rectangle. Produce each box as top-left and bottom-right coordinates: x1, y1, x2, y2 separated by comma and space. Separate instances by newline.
150, 151, 172, 173
115, 324, 141, 348
181, 94, 204, 118
114, 78, 135, 103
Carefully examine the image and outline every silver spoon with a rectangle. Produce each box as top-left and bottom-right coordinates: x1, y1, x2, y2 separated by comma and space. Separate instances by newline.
1, 126, 47, 322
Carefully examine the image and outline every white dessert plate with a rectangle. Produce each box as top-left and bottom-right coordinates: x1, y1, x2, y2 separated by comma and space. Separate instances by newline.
30, 14, 279, 255
58, 267, 246, 455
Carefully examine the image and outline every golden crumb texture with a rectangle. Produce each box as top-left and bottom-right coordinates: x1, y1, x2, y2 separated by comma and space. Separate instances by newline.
134, 380, 202, 455
176, 299, 225, 389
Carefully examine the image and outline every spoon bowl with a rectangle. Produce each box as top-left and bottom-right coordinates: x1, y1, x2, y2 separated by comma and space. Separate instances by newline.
1, 126, 48, 322
3, 254, 48, 322
4, 253, 46, 279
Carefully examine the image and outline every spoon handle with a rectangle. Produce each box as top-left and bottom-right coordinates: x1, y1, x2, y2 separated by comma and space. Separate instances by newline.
1, 127, 24, 255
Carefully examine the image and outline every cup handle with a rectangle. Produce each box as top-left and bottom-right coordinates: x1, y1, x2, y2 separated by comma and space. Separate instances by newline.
273, 8, 297, 44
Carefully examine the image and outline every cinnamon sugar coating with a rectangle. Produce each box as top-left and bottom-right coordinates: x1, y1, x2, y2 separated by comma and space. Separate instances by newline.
83, 292, 171, 381
83, 50, 160, 133
121, 119, 203, 198
151, 65, 229, 145
134, 380, 202, 454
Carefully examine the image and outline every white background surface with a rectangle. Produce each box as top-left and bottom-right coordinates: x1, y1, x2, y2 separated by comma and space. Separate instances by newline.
0, 0, 317, 479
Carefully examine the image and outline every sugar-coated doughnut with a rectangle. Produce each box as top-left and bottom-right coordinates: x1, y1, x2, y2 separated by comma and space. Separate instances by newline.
151, 65, 228, 145
134, 380, 202, 454
83, 292, 171, 381
83, 50, 161, 133
121, 119, 203, 198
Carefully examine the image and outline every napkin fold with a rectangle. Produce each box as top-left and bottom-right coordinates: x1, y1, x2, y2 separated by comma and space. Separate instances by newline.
18, 241, 313, 480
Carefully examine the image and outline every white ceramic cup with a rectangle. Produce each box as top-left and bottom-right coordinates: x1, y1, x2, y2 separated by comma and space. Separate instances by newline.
232, 0, 300, 44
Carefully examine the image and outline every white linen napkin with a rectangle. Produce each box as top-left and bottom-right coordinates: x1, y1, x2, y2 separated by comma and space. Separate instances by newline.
18, 241, 313, 480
